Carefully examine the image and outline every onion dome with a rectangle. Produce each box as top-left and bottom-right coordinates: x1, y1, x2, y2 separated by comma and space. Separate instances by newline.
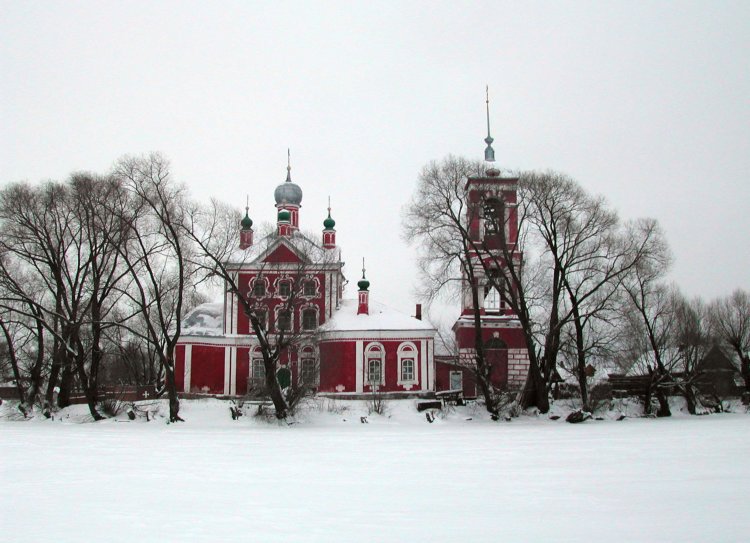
323, 211, 335, 230
274, 150, 303, 206
278, 209, 291, 222
357, 261, 370, 291
240, 208, 253, 230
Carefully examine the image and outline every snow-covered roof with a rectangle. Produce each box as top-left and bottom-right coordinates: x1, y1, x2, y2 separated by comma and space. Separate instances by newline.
181, 302, 223, 336
319, 299, 435, 333
225, 230, 340, 267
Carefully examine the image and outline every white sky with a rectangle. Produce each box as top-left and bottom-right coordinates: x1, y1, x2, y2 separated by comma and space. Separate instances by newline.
2, 1, 748, 324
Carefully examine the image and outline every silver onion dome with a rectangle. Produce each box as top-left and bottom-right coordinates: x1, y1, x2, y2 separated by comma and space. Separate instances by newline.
274, 180, 303, 206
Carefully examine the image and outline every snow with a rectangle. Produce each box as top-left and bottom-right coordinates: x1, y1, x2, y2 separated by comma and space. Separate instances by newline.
180, 302, 224, 336
1, 399, 748, 542
320, 299, 435, 332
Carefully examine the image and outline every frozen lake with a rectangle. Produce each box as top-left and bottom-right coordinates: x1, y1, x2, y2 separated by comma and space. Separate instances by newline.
2, 400, 748, 542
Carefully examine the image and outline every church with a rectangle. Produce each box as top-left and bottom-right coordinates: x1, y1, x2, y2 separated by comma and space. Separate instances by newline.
175, 110, 530, 398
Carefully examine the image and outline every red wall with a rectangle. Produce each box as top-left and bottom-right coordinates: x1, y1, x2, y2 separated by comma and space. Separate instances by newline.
237, 272, 327, 335
190, 345, 225, 394
319, 341, 356, 392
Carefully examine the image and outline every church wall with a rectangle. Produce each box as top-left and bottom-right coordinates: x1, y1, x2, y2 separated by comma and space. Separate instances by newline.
319, 340, 357, 392
236, 271, 328, 335
189, 345, 226, 394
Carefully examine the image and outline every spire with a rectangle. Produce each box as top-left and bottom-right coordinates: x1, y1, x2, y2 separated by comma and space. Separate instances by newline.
484, 85, 496, 163
286, 148, 292, 182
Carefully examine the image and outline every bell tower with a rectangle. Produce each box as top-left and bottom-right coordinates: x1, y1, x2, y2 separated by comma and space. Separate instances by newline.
452, 88, 529, 392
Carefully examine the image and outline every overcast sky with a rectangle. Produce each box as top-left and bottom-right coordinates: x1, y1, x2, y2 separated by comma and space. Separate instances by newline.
2, 1, 748, 326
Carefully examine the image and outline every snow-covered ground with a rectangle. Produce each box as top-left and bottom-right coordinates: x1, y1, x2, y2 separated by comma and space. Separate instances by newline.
1, 399, 748, 542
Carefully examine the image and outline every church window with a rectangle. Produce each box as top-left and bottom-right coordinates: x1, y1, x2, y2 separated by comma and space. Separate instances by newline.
302, 308, 318, 330
252, 358, 265, 386
483, 198, 501, 233
368, 359, 382, 386
277, 310, 292, 332
397, 342, 418, 386
252, 280, 266, 297
250, 309, 267, 332
484, 287, 501, 312
401, 359, 414, 381
301, 359, 317, 386
365, 343, 385, 386
303, 280, 316, 297
278, 281, 291, 297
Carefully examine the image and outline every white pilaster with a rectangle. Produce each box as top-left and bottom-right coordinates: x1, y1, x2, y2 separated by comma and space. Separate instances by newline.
229, 347, 237, 396
355, 340, 364, 393
184, 345, 192, 393
428, 340, 435, 391
224, 347, 231, 395
420, 340, 428, 391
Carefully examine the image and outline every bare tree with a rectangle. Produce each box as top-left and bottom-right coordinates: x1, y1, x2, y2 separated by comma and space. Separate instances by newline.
109, 153, 192, 422
709, 289, 750, 392
620, 220, 675, 415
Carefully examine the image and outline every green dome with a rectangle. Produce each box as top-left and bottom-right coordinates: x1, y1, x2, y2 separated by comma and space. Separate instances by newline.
278, 209, 291, 222
357, 277, 370, 291
240, 212, 253, 230
323, 212, 335, 230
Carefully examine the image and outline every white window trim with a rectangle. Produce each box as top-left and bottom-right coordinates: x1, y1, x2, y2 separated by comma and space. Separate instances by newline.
250, 276, 269, 299
299, 303, 320, 331
365, 342, 385, 387
249, 306, 268, 334
300, 275, 321, 299
274, 305, 293, 333
397, 342, 418, 389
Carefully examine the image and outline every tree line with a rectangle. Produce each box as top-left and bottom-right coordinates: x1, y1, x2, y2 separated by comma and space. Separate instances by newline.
0, 153, 337, 421
2, 153, 747, 422
403, 156, 749, 418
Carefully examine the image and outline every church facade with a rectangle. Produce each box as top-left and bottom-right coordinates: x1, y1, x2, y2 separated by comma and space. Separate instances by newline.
174, 162, 436, 397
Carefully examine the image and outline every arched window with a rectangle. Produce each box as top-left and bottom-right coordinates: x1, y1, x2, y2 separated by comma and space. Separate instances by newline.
278, 281, 291, 298
250, 346, 265, 388
276, 310, 292, 332
251, 276, 267, 298
249, 307, 267, 333
299, 345, 317, 386
303, 280, 317, 297
302, 308, 318, 330
365, 342, 385, 387
483, 198, 501, 234
397, 342, 418, 387
484, 287, 501, 313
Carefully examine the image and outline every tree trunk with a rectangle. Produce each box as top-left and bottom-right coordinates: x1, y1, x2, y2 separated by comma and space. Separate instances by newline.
163, 351, 182, 422
0, 319, 26, 409
570, 304, 590, 411
469, 277, 498, 419
264, 354, 289, 420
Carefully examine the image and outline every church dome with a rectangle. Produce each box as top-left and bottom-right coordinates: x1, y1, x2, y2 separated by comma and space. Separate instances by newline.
357, 276, 370, 291
274, 179, 303, 206
240, 211, 253, 230
323, 212, 335, 230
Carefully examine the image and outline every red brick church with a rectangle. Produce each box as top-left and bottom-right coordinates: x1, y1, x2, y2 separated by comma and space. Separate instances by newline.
175, 111, 530, 398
